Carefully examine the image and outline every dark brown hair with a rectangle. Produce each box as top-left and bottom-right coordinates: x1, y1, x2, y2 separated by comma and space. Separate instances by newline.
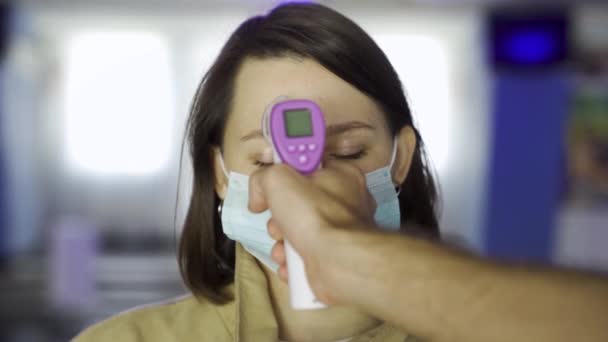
179, 3, 440, 304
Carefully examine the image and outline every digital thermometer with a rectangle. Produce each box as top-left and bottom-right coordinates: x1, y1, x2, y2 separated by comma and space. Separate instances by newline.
264, 98, 326, 310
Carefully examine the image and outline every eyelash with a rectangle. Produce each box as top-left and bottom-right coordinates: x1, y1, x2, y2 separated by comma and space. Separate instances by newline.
332, 150, 367, 160
253, 150, 367, 167
254, 160, 273, 167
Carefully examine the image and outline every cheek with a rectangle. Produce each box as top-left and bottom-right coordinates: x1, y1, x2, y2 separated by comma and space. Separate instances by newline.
320, 146, 393, 174
224, 143, 275, 175
225, 155, 257, 175
359, 149, 392, 173
222, 143, 250, 174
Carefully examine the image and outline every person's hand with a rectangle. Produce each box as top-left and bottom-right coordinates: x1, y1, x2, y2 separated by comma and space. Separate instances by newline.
248, 161, 377, 304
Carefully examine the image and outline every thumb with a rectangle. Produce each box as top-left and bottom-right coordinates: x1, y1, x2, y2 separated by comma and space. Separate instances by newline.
248, 164, 301, 214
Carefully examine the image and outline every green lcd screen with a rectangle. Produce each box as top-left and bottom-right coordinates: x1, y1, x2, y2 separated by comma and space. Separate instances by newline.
284, 109, 313, 137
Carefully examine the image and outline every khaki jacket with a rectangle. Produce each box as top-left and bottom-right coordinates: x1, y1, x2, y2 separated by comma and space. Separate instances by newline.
74, 244, 419, 342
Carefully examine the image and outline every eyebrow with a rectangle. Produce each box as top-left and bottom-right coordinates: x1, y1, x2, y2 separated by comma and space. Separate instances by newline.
240, 121, 375, 142
326, 121, 375, 136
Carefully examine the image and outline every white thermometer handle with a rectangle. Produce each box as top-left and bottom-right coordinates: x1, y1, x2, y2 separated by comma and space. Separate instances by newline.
285, 240, 325, 309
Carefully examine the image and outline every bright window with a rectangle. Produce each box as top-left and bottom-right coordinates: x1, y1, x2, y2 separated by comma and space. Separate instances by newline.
64, 32, 175, 176
374, 35, 451, 173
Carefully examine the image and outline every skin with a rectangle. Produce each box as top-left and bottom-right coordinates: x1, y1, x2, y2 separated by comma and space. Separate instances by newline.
212, 56, 416, 341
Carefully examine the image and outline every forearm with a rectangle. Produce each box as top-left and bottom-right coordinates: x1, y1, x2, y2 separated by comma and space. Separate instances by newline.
323, 228, 608, 342
463, 262, 608, 342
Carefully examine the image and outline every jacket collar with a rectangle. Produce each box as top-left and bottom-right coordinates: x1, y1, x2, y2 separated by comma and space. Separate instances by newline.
214, 244, 278, 341
215, 244, 412, 342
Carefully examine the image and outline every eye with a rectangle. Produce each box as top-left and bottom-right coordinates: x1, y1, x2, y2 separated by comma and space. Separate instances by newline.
254, 160, 273, 168
253, 150, 274, 167
331, 150, 367, 160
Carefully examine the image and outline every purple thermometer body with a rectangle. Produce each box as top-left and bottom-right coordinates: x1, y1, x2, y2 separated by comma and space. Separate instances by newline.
269, 99, 325, 174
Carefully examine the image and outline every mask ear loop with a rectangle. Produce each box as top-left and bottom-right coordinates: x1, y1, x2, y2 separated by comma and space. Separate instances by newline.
218, 153, 229, 179
217, 153, 229, 215
389, 139, 403, 196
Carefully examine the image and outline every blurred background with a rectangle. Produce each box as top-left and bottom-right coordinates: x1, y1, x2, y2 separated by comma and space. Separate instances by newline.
0, 0, 607, 340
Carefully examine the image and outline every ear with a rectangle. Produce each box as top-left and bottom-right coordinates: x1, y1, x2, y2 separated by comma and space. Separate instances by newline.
392, 125, 417, 186
212, 147, 228, 200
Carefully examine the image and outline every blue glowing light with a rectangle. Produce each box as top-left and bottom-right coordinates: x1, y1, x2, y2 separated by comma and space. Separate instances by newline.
489, 12, 568, 67
276, 0, 315, 5
503, 29, 558, 64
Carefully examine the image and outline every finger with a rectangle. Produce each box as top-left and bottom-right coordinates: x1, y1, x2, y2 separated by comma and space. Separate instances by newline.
278, 265, 288, 283
327, 161, 376, 213
313, 161, 375, 219
271, 241, 286, 265
248, 164, 300, 213
267, 218, 284, 241
313, 161, 367, 198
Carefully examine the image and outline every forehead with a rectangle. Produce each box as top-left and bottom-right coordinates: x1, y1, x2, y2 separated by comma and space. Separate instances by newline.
227, 57, 386, 139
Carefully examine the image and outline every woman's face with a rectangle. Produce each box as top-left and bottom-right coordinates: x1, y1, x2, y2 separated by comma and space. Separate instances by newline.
214, 57, 415, 198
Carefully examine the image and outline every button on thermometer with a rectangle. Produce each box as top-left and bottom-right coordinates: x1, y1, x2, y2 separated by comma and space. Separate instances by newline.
263, 98, 326, 310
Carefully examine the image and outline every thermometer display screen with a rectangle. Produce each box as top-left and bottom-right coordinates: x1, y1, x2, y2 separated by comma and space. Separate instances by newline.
284, 109, 313, 137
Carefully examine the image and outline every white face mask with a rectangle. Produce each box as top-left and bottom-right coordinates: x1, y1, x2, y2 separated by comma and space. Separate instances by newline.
218, 141, 402, 272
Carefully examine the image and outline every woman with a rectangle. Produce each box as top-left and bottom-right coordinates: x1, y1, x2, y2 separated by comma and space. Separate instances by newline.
74, 3, 439, 342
